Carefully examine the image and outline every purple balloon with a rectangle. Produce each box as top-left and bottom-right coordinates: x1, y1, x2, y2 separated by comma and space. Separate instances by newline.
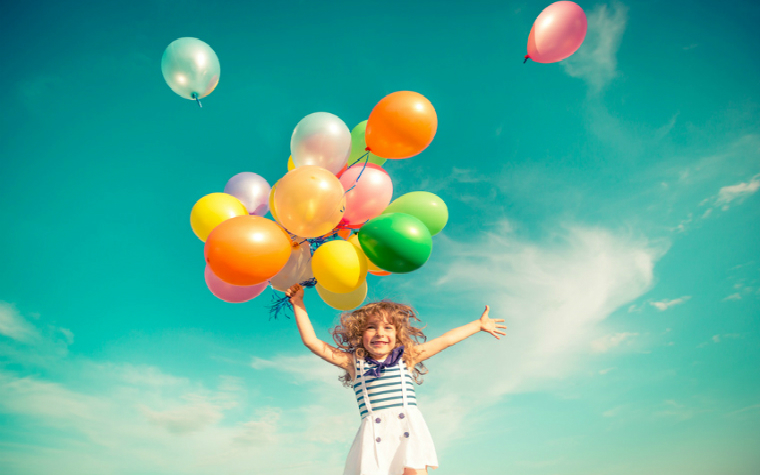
224, 172, 271, 216
205, 265, 268, 303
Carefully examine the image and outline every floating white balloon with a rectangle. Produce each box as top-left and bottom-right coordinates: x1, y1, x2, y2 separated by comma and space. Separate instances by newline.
161, 37, 220, 107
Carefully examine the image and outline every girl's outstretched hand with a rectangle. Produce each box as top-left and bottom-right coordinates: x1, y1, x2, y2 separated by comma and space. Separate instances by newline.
286, 284, 304, 306
479, 305, 506, 339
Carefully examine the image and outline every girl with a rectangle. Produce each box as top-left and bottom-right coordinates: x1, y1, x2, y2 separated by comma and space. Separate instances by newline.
285, 284, 506, 475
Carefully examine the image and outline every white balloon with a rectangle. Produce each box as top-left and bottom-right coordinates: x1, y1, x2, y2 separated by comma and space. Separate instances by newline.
161, 37, 220, 101
291, 112, 351, 174
269, 240, 314, 292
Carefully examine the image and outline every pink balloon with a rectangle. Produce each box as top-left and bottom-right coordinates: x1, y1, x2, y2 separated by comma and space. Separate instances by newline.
339, 163, 393, 228
526, 1, 587, 64
204, 265, 268, 303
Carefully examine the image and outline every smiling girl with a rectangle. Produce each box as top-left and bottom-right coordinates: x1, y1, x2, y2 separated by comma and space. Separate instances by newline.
285, 284, 505, 475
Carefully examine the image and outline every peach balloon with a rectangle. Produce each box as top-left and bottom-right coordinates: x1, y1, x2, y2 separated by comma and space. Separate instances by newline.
274, 165, 345, 238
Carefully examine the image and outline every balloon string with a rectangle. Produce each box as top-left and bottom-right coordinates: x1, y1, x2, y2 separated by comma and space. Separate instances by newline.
523, 55, 529, 64
267, 279, 318, 320
347, 151, 370, 169
344, 153, 370, 195
192, 92, 203, 108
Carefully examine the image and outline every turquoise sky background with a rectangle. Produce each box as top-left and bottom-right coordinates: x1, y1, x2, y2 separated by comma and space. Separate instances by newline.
1, 0, 759, 473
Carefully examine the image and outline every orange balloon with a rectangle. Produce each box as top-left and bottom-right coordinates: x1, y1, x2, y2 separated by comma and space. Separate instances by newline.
369, 269, 392, 276
365, 91, 437, 159
204, 216, 292, 286
337, 228, 352, 240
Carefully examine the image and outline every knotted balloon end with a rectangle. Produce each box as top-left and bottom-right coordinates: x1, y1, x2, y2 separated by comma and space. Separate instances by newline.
523, 55, 530, 64
191, 92, 203, 108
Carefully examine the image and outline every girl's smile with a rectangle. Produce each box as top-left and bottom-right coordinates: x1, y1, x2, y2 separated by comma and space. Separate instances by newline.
363, 317, 397, 360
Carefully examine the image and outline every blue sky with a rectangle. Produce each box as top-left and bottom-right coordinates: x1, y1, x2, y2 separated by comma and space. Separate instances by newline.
1, 0, 759, 474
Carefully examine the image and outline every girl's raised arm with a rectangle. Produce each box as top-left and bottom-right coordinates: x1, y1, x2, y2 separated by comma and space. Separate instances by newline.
413, 305, 505, 363
286, 284, 352, 371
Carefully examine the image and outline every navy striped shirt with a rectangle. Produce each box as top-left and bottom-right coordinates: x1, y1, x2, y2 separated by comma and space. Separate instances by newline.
353, 356, 417, 419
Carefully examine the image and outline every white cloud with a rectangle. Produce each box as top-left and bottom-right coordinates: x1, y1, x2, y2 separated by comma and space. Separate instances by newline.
655, 399, 697, 420
715, 173, 760, 208
231, 408, 281, 446
603, 405, 624, 417
591, 332, 639, 353
415, 225, 662, 448
650, 296, 691, 311
561, 1, 629, 92
0, 306, 357, 475
140, 399, 224, 434
0, 302, 40, 342
700, 172, 760, 217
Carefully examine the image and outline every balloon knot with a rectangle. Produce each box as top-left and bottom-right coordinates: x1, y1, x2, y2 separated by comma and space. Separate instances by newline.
365, 147, 371, 152
523, 55, 530, 64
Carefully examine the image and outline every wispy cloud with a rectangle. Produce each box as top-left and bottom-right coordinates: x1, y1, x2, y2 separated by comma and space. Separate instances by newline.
603, 405, 625, 417
0, 302, 40, 343
561, 1, 629, 93
698, 172, 760, 219
0, 309, 357, 475
650, 296, 691, 311
715, 173, 760, 208
415, 224, 662, 448
591, 332, 639, 353
139, 398, 225, 434
655, 399, 701, 420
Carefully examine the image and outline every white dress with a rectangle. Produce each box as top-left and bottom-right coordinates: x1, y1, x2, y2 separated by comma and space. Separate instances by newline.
343, 356, 438, 475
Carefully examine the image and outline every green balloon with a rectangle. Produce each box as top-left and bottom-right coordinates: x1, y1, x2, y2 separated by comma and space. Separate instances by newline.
358, 213, 433, 273
382, 192, 448, 235
348, 121, 387, 167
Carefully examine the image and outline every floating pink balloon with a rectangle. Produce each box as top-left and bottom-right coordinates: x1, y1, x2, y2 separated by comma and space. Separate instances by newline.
525, 1, 587, 64
204, 265, 268, 303
339, 163, 393, 228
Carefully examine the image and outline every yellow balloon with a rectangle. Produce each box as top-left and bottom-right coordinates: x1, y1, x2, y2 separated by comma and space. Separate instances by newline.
190, 193, 247, 242
312, 240, 367, 293
347, 234, 383, 273
316, 281, 368, 311
287, 155, 295, 171
274, 165, 345, 238
269, 181, 280, 224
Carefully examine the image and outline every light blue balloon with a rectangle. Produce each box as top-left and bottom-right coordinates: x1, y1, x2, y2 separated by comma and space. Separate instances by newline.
161, 38, 220, 101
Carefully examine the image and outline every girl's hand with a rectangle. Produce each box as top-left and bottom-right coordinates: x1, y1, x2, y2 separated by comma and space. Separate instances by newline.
479, 305, 506, 339
286, 284, 304, 305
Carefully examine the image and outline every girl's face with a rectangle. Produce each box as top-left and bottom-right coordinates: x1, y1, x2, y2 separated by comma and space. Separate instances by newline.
362, 316, 397, 361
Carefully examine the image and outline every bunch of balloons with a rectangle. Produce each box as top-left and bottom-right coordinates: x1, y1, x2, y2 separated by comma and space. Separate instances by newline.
524, 1, 587, 64
189, 91, 448, 311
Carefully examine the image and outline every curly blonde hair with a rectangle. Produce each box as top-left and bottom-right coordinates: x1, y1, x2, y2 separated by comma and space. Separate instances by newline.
331, 301, 428, 387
